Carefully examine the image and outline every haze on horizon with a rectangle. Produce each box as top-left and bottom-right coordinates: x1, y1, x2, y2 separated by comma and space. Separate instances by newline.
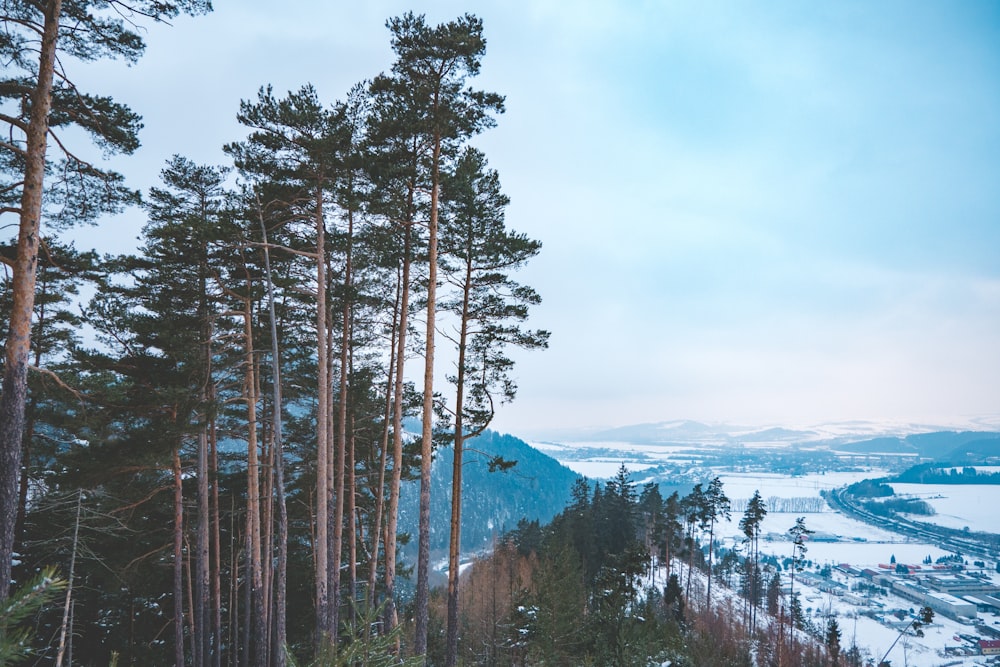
73, 1, 1000, 436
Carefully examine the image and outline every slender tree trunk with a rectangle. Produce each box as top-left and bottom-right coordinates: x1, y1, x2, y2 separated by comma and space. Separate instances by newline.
415, 135, 443, 656
445, 257, 474, 667
242, 292, 267, 667
331, 204, 353, 639
210, 396, 223, 667
259, 199, 288, 667
196, 429, 210, 667
186, 534, 197, 650
346, 410, 357, 628
384, 220, 413, 634
241, 531, 251, 667
325, 287, 338, 640
196, 239, 211, 667
0, 0, 62, 602
314, 189, 331, 643
54, 489, 82, 667
261, 416, 274, 654
368, 276, 399, 611
174, 448, 186, 667
706, 519, 715, 610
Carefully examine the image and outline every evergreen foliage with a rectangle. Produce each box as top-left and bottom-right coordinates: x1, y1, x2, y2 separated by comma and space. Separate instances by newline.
441, 473, 838, 666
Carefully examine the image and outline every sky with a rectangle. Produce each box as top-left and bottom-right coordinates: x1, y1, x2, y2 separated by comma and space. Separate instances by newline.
68, 1, 1000, 437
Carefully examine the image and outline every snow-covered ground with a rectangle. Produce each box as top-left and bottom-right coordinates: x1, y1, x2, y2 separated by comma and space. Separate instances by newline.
718, 471, 884, 499
891, 483, 1000, 533
710, 480, 1000, 667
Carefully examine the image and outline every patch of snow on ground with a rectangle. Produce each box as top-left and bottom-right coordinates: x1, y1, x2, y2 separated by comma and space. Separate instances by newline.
890, 483, 1000, 533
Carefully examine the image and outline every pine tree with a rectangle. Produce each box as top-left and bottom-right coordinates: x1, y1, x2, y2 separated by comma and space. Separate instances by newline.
703, 476, 731, 609
376, 13, 505, 655
437, 147, 547, 666
739, 489, 767, 632
227, 83, 348, 647
826, 617, 842, 666
0, 0, 210, 602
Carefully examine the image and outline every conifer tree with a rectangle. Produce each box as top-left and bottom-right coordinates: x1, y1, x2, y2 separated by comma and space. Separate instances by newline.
739, 489, 767, 632
703, 476, 731, 608
226, 84, 348, 646
438, 147, 547, 666
377, 13, 504, 654
0, 0, 211, 601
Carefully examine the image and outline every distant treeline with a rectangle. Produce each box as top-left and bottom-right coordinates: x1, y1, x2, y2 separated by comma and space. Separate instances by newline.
893, 464, 1000, 485
731, 496, 826, 513
861, 497, 935, 517
845, 479, 894, 498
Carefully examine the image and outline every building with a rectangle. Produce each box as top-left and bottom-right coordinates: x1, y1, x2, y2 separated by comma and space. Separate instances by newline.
980, 639, 1000, 656
924, 573, 1000, 597
925, 591, 977, 620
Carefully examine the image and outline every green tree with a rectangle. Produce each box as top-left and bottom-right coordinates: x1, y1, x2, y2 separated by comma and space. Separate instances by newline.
739, 489, 767, 632
0, 566, 65, 664
227, 83, 347, 647
438, 146, 547, 665
0, 0, 210, 602
766, 570, 781, 617
143, 155, 229, 667
826, 617, 842, 666
661, 491, 683, 580
703, 476, 731, 608
787, 517, 814, 648
376, 12, 504, 656
681, 482, 704, 603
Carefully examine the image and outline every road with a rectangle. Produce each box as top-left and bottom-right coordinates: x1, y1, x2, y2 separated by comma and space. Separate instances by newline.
825, 486, 1000, 562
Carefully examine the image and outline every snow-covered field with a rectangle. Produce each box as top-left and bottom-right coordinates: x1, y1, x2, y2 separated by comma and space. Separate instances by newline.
717, 471, 882, 499
891, 483, 1000, 533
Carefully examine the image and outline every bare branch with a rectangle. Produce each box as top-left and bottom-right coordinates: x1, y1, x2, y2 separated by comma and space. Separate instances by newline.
30, 365, 87, 403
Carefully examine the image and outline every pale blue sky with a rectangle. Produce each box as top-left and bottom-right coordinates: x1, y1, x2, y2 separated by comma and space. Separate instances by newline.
74, 1, 1000, 434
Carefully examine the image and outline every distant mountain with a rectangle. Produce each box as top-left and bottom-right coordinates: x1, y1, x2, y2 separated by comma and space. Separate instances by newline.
833, 436, 911, 454
399, 430, 580, 554
946, 436, 1000, 462
522, 419, 1000, 469
830, 431, 1000, 460
906, 431, 1000, 460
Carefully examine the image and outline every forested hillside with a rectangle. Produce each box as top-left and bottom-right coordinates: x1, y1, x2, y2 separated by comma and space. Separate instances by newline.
1, 5, 553, 665
398, 431, 580, 556
433, 467, 851, 666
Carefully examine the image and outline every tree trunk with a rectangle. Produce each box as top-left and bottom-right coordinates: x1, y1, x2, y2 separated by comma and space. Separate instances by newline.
445, 255, 474, 667
384, 218, 413, 634
174, 448, 186, 667
54, 490, 82, 667
260, 197, 287, 667
331, 204, 353, 638
368, 276, 399, 611
196, 429, 210, 667
0, 0, 62, 602
415, 135, 443, 657
210, 395, 223, 667
242, 292, 267, 667
314, 189, 331, 643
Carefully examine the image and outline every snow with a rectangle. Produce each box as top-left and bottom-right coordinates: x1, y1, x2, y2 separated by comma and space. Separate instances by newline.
718, 471, 885, 499
890, 483, 1000, 533
560, 459, 659, 478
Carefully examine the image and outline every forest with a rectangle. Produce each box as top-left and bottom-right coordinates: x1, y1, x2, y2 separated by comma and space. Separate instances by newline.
2, 2, 550, 664
425, 469, 862, 666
